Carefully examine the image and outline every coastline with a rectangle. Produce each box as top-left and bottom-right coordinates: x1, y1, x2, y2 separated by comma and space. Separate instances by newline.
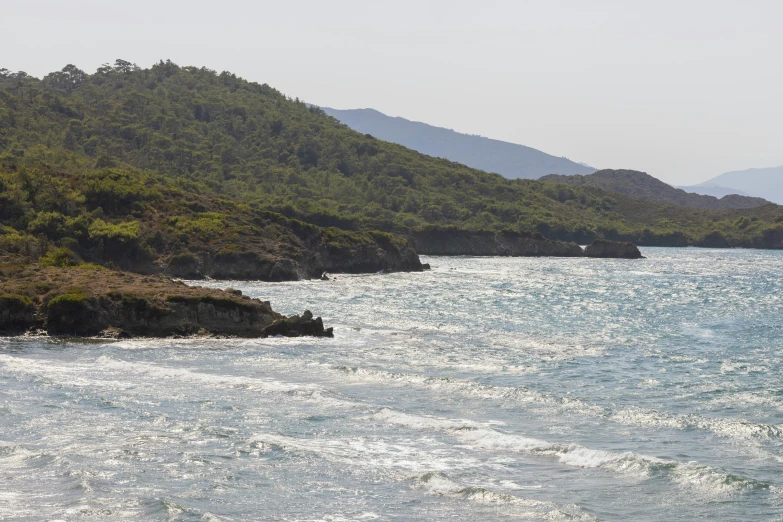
0, 266, 332, 339
0, 239, 645, 339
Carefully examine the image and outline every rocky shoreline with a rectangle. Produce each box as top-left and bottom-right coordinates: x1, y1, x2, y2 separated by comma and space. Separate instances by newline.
584, 239, 644, 259
0, 240, 642, 339
0, 267, 332, 339
411, 230, 642, 259
160, 222, 424, 282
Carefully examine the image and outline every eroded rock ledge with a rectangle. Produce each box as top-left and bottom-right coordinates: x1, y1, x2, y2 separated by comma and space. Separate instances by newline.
0, 266, 332, 338
410, 229, 583, 257
583, 239, 644, 259
410, 229, 643, 259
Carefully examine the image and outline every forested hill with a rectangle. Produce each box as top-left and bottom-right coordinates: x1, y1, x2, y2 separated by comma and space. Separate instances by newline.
320, 107, 595, 179
2, 60, 783, 252
540, 170, 771, 209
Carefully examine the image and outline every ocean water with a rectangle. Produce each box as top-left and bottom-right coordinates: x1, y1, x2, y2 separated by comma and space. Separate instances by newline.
1, 247, 782, 521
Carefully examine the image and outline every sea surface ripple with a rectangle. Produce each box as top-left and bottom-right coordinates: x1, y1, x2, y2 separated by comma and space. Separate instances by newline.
1, 248, 782, 520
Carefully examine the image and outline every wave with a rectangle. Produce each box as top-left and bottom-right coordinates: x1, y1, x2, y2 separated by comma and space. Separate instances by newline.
330, 365, 783, 447
416, 472, 599, 521
609, 406, 783, 443
248, 432, 597, 520
0, 353, 318, 395
249, 431, 484, 475
372, 409, 769, 496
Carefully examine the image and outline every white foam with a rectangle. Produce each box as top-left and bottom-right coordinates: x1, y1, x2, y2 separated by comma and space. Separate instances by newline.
416, 472, 599, 521
611, 406, 783, 442
0, 354, 317, 395
249, 432, 480, 474
340, 364, 783, 450
372, 408, 764, 495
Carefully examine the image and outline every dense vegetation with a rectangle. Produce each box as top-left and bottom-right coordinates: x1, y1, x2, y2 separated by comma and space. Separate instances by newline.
2, 59, 783, 257
541, 170, 769, 210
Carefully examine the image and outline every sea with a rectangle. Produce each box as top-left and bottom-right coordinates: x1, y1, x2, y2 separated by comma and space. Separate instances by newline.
1, 248, 782, 521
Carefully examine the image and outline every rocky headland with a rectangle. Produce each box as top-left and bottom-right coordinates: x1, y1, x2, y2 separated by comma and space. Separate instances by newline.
0, 266, 332, 338
583, 239, 644, 259
158, 216, 423, 281
410, 229, 583, 257
410, 229, 642, 259
0, 237, 644, 339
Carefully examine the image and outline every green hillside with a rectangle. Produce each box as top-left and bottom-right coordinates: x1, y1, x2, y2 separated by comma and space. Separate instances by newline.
2, 60, 783, 254
540, 170, 769, 209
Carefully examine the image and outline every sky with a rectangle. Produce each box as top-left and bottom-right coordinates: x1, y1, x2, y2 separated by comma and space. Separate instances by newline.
2, 0, 782, 185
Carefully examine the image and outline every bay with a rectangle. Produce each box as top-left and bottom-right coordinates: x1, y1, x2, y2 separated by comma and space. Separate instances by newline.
1, 248, 782, 520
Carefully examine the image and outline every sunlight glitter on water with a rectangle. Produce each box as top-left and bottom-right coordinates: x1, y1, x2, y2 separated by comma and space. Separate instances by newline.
1, 248, 782, 520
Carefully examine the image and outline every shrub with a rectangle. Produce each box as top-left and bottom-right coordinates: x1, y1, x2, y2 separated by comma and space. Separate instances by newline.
28, 211, 67, 238
169, 252, 198, 266
0, 294, 35, 309
83, 168, 160, 213
47, 292, 88, 308
88, 219, 140, 242
39, 247, 80, 267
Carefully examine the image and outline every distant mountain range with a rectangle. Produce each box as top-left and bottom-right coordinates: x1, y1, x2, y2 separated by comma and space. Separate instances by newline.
675, 185, 751, 198
541, 170, 772, 209
321, 107, 595, 179
680, 166, 783, 205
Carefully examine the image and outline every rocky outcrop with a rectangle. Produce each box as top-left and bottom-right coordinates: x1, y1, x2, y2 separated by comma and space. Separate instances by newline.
46, 293, 327, 338
261, 310, 334, 338
0, 295, 37, 334
305, 229, 423, 274
0, 267, 333, 338
583, 239, 643, 259
410, 229, 583, 257
163, 219, 423, 281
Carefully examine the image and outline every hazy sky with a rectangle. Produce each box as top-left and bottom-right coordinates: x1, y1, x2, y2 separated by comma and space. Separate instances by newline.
3, 0, 781, 184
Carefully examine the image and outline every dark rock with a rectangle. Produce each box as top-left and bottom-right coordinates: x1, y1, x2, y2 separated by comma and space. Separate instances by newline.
35, 288, 293, 338
697, 231, 730, 248
268, 259, 300, 281
46, 294, 103, 336
421, 263, 431, 270
0, 295, 38, 334
210, 251, 301, 281
131, 224, 427, 281
583, 239, 643, 259
99, 327, 133, 339
411, 229, 583, 257
166, 253, 202, 279
261, 310, 334, 338
320, 272, 330, 280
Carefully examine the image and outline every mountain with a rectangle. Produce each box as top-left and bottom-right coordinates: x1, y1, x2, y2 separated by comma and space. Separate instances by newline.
320, 107, 595, 179
689, 167, 783, 204
675, 184, 750, 199
2, 60, 783, 258
540, 170, 771, 209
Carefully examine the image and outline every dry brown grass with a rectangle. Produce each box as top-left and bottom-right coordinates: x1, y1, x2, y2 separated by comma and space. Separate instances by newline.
0, 264, 259, 309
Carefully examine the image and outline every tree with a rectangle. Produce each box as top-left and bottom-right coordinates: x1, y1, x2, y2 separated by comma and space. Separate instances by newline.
114, 59, 137, 74
42, 64, 86, 94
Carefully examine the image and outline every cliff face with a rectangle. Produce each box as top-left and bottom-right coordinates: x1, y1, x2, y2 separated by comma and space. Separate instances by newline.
0, 295, 37, 334
45, 293, 281, 337
0, 267, 332, 338
583, 239, 643, 259
410, 230, 646, 259
410, 229, 583, 257
162, 220, 423, 281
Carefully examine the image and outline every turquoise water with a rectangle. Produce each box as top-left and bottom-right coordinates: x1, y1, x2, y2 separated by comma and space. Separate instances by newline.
1, 248, 782, 520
